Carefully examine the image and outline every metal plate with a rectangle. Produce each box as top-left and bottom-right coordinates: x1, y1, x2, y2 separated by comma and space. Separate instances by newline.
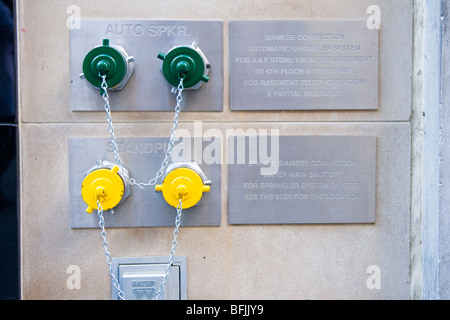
111, 256, 187, 300
71, 20, 223, 111
229, 20, 378, 110
69, 137, 221, 228
228, 135, 376, 224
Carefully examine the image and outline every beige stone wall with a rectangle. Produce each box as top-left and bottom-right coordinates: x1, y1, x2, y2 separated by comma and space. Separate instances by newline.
17, 0, 413, 299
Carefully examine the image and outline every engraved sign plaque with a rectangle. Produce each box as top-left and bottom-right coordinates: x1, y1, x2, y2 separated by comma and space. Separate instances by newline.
229, 21, 378, 110
228, 135, 376, 224
71, 20, 223, 111
69, 137, 221, 228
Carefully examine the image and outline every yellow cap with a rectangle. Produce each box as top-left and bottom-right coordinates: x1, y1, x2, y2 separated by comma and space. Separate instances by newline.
155, 167, 210, 209
81, 165, 125, 214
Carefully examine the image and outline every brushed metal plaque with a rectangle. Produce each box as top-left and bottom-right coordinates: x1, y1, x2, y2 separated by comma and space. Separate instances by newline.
111, 256, 187, 300
69, 137, 221, 228
229, 21, 378, 110
228, 135, 376, 224
70, 20, 223, 111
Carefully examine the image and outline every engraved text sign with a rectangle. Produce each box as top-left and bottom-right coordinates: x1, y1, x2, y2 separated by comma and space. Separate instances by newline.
229, 21, 378, 110
228, 135, 376, 224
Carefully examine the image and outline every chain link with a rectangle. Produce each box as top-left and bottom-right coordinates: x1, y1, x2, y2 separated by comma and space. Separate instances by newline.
97, 197, 184, 301
100, 76, 185, 187
153, 199, 183, 300
99, 77, 126, 300
98, 76, 186, 300
97, 200, 126, 300
100, 76, 125, 170
129, 78, 184, 188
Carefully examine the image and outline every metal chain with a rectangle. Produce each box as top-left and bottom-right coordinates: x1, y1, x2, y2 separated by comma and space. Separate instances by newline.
100, 76, 185, 187
153, 199, 183, 300
129, 77, 184, 188
98, 76, 186, 301
98, 77, 126, 300
100, 76, 125, 170
97, 200, 126, 300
